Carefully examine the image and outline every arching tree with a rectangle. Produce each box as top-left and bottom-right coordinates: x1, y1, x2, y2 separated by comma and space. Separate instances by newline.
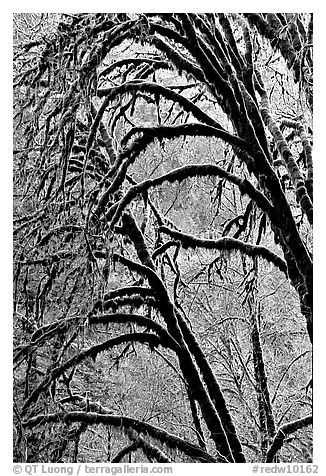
13, 13, 313, 464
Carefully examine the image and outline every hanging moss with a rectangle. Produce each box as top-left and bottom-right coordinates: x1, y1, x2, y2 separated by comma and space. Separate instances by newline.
160, 225, 288, 274
23, 411, 217, 462
106, 162, 273, 227
22, 332, 166, 414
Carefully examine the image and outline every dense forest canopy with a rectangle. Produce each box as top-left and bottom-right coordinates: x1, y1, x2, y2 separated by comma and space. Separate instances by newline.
13, 13, 313, 464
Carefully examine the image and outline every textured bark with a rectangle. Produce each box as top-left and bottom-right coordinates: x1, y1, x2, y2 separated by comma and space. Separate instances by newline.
250, 306, 276, 457
118, 213, 243, 462
23, 411, 217, 463
22, 332, 166, 414
160, 226, 287, 274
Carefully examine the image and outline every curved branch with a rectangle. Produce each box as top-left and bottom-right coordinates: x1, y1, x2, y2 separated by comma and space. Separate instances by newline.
160, 226, 288, 275
126, 428, 172, 463
93, 123, 261, 218
16, 312, 179, 366
113, 254, 164, 294
99, 57, 171, 78
121, 122, 251, 153
106, 163, 274, 226
22, 333, 165, 413
152, 240, 179, 260
89, 313, 180, 351
22, 411, 217, 463
266, 414, 312, 462
111, 441, 140, 463
149, 20, 189, 48
97, 80, 224, 129
271, 350, 311, 404
91, 286, 155, 312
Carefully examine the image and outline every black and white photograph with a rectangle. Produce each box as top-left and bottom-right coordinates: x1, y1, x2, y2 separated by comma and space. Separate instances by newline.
12, 11, 315, 470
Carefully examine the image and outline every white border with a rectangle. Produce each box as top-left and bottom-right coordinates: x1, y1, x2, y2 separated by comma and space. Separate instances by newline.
3, 5, 325, 475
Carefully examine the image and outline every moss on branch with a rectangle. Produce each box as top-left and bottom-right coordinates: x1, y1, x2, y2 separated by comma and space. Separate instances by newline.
266, 415, 312, 463
22, 332, 166, 413
160, 226, 288, 275
106, 164, 274, 227
97, 80, 223, 129
259, 90, 313, 225
23, 411, 217, 463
